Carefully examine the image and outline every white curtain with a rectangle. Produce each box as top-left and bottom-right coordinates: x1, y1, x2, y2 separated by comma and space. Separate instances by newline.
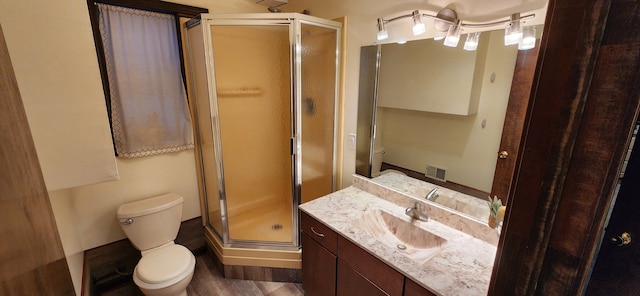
98, 4, 194, 158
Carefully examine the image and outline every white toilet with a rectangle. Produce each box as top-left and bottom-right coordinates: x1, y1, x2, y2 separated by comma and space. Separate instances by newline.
372, 147, 407, 177
117, 193, 196, 296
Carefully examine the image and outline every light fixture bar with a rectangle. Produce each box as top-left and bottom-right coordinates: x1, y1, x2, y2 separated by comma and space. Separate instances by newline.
375, 8, 536, 50
377, 11, 534, 30
460, 14, 535, 28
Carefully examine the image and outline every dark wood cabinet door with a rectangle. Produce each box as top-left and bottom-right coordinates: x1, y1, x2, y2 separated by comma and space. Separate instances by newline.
404, 278, 437, 296
337, 259, 388, 296
302, 233, 337, 296
585, 126, 640, 295
337, 236, 404, 296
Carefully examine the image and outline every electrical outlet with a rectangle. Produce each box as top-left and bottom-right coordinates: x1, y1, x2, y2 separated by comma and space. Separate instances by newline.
348, 133, 356, 149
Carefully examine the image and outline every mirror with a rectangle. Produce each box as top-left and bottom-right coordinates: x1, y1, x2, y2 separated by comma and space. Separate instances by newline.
356, 27, 541, 222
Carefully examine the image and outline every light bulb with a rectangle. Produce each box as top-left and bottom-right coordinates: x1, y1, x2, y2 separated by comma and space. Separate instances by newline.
464, 32, 480, 51
504, 14, 522, 45
518, 26, 536, 50
443, 20, 461, 47
376, 18, 388, 41
412, 10, 426, 36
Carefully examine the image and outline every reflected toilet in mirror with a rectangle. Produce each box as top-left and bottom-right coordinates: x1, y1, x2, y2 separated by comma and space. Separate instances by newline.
372, 146, 408, 177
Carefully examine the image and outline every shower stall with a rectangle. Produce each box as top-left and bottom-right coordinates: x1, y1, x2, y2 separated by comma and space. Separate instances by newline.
185, 13, 341, 273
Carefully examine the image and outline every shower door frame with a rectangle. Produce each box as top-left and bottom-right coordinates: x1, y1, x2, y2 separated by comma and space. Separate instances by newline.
189, 13, 342, 251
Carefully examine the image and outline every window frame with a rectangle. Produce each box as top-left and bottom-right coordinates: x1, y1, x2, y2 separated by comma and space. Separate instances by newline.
86, 0, 207, 154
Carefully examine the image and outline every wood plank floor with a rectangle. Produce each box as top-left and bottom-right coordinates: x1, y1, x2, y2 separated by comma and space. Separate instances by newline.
100, 251, 304, 296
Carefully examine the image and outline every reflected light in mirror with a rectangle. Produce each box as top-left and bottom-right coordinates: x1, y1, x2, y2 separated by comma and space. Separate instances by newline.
412, 10, 426, 36
464, 32, 480, 51
443, 20, 461, 47
518, 26, 536, 50
504, 14, 523, 45
377, 18, 388, 40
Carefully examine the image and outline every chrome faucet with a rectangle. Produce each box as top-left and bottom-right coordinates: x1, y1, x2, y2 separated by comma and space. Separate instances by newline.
405, 201, 428, 221
426, 188, 439, 201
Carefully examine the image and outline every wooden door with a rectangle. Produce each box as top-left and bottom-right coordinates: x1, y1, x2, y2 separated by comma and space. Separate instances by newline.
490, 44, 539, 205
585, 124, 640, 294
0, 25, 75, 294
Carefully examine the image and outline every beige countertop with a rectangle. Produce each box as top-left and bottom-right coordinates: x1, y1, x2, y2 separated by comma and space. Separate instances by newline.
299, 175, 498, 296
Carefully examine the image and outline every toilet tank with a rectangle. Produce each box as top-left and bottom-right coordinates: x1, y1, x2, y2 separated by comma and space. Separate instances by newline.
372, 147, 385, 177
116, 193, 184, 251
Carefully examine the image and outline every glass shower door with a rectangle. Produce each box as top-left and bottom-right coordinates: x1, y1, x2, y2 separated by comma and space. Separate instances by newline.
299, 23, 338, 203
210, 24, 294, 244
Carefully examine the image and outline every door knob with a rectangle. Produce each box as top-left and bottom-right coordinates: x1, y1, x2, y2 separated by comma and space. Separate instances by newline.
611, 232, 631, 246
498, 151, 509, 159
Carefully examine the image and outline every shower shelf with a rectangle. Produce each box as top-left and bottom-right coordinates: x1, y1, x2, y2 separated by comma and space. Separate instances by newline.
217, 87, 263, 97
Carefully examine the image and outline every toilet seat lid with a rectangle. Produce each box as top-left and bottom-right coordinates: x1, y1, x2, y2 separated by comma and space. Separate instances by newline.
136, 244, 193, 284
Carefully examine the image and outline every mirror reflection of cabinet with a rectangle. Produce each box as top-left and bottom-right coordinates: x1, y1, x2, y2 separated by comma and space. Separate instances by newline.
356, 30, 540, 206
377, 37, 485, 115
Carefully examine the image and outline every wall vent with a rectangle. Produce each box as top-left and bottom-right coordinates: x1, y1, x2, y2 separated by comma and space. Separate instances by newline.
425, 165, 447, 182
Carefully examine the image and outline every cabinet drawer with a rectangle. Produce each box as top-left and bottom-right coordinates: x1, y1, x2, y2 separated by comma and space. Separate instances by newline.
337, 236, 404, 296
404, 278, 437, 296
301, 211, 337, 254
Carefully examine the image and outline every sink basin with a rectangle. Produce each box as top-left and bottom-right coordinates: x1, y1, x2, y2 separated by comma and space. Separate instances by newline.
352, 209, 446, 263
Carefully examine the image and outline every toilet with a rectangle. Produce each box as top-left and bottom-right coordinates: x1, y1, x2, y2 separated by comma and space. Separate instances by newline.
117, 193, 196, 296
371, 147, 407, 177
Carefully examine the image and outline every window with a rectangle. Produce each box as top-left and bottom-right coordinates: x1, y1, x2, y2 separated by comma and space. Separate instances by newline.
87, 0, 207, 157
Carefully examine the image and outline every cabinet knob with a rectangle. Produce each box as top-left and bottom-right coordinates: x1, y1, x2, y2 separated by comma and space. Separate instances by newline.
498, 151, 509, 159
611, 232, 631, 246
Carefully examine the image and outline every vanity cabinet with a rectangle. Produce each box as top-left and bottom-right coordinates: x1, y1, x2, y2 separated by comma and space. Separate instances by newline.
337, 235, 404, 295
301, 212, 337, 296
301, 212, 437, 296
404, 278, 437, 296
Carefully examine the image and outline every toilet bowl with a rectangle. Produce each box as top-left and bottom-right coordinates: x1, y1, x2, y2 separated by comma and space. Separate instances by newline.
371, 147, 408, 177
380, 169, 407, 176
117, 193, 196, 296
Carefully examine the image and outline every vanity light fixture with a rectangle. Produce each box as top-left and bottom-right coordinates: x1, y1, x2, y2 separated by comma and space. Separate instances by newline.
375, 8, 536, 50
412, 10, 426, 36
377, 18, 388, 40
463, 32, 480, 51
443, 20, 462, 47
504, 14, 523, 45
434, 30, 447, 40
518, 25, 536, 50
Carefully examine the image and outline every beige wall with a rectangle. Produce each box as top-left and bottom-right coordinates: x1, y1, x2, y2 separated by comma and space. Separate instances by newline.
378, 30, 518, 192
0, 0, 267, 294
282, 0, 547, 188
